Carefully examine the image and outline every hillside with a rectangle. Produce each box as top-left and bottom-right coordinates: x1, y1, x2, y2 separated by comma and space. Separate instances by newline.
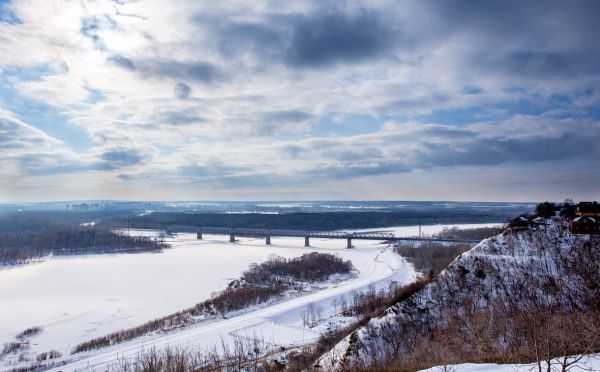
320, 217, 600, 370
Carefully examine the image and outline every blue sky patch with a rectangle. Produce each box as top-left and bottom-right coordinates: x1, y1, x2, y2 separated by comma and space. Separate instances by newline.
310, 114, 382, 137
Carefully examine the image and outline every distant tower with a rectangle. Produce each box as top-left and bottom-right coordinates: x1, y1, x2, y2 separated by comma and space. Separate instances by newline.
418, 219, 422, 238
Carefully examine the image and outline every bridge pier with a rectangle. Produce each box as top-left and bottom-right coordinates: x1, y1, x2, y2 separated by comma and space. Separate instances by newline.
229, 233, 235, 243
347, 238, 352, 249
266, 236, 271, 245
196, 232, 202, 240
305, 236, 310, 247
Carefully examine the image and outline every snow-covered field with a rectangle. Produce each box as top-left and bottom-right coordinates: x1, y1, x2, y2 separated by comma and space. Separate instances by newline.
0, 223, 496, 370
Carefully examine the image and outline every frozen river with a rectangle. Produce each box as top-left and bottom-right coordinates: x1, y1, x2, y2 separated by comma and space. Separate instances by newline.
0, 223, 500, 369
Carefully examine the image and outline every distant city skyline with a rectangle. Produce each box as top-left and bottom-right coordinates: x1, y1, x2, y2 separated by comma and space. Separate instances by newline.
1, 0, 599, 202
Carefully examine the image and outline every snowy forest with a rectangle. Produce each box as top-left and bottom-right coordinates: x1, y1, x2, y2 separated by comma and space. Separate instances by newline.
0, 215, 167, 264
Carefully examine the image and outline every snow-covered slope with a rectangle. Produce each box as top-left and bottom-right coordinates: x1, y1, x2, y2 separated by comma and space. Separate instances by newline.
321, 218, 599, 368
420, 353, 600, 372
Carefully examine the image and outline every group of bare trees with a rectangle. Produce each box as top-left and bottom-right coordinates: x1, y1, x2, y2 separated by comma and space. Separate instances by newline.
395, 242, 471, 277
113, 339, 270, 372
301, 303, 324, 328
433, 226, 506, 241
0, 228, 166, 265
240, 252, 354, 286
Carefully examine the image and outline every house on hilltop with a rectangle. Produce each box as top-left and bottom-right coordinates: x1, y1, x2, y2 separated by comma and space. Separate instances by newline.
576, 201, 600, 217
571, 216, 600, 234
509, 216, 534, 230
569, 201, 600, 235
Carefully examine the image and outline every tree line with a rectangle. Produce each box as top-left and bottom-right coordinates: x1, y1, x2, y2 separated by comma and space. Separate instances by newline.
432, 225, 506, 240
0, 227, 167, 265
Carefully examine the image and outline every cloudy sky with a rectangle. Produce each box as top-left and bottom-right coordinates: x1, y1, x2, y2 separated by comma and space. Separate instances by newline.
0, 0, 599, 202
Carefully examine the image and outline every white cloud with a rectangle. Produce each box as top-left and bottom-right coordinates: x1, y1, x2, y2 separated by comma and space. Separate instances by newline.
16, 74, 90, 107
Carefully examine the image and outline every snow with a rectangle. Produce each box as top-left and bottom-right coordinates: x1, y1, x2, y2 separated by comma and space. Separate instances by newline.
420, 353, 600, 371
0, 223, 488, 370
321, 218, 597, 369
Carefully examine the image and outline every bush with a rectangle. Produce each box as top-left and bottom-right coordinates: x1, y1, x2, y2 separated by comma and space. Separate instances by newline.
241, 252, 354, 285
16, 327, 42, 340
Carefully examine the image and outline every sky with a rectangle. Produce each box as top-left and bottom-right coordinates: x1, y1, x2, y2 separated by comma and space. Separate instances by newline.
0, 0, 599, 202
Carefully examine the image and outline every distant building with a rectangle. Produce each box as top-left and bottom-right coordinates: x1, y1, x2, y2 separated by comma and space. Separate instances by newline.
576, 202, 600, 217
571, 216, 600, 235
569, 201, 600, 235
509, 216, 533, 230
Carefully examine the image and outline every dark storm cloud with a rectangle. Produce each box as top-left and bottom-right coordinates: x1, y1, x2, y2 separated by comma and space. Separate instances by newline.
419, 0, 600, 81
98, 147, 147, 169
462, 50, 600, 83
192, 9, 395, 69
107, 55, 221, 83
303, 160, 411, 179
419, 132, 600, 169
107, 55, 136, 70
408, 121, 600, 170
178, 161, 244, 178
117, 173, 135, 181
140, 60, 222, 83
181, 0, 600, 91
262, 110, 313, 123
151, 110, 203, 126
204, 18, 286, 59
284, 11, 393, 67
173, 82, 191, 99
420, 125, 477, 139
506, 52, 571, 76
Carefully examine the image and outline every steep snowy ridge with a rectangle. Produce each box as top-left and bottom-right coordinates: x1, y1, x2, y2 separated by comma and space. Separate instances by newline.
320, 218, 598, 368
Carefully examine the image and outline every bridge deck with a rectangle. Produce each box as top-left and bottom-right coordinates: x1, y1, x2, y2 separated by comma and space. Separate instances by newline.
166, 225, 480, 244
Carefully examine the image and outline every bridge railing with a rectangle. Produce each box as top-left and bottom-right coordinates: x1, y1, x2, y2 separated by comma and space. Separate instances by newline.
167, 225, 396, 240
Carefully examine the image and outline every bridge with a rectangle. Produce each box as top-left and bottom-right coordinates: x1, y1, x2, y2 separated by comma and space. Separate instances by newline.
166, 225, 481, 248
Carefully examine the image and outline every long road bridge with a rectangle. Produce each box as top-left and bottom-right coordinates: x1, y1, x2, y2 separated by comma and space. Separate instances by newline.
166, 225, 481, 248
